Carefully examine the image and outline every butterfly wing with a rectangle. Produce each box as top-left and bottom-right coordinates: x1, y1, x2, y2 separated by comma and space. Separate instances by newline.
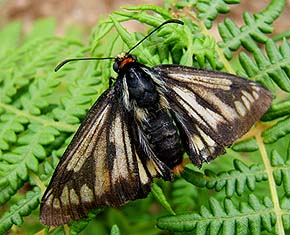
40, 83, 169, 226
152, 64, 273, 167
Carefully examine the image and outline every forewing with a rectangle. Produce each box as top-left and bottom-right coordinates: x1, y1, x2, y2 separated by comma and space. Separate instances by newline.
153, 64, 273, 167
40, 87, 157, 226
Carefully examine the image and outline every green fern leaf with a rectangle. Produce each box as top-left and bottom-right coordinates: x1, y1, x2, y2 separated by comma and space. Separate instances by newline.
110, 224, 121, 235
262, 116, 290, 144
122, 5, 172, 19
271, 149, 290, 196
195, 0, 240, 29
218, 0, 285, 59
0, 187, 40, 234
238, 39, 290, 93
232, 138, 259, 152
151, 183, 175, 215
171, 177, 200, 211
182, 160, 267, 197
157, 194, 275, 234
262, 99, 290, 121
281, 196, 290, 230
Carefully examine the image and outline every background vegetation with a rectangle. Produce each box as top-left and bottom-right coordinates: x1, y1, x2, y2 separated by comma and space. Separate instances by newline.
0, 0, 289, 234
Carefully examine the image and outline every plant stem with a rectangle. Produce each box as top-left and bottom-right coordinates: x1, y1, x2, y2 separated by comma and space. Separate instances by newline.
256, 133, 284, 234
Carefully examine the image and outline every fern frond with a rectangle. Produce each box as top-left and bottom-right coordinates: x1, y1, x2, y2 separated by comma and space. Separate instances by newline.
157, 194, 275, 234
111, 224, 121, 235
238, 39, 290, 93
232, 138, 259, 152
150, 183, 175, 215
271, 149, 290, 197
171, 177, 200, 211
0, 125, 59, 204
218, 0, 285, 59
0, 187, 40, 234
165, 0, 240, 29
263, 116, 290, 144
281, 196, 290, 230
262, 99, 290, 121
273, 29, 290, 42
181, 160, 267, 197
194, 0, 240, 29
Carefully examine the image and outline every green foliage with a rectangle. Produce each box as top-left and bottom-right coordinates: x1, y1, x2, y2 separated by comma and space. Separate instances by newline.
0, 0, 289, 235
157, 194, 276, 234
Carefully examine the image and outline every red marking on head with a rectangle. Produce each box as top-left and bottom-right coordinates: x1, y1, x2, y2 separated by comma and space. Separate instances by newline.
119, 57, 135, 69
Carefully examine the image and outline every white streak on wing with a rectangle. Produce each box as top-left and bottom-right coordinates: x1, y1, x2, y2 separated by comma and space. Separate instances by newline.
142, 67, 165, 86
111, 114, 129, 184
123, 118, 134, 172
173, 86, 224, 130
53, 198, 61, 209
252, 91, 259, 99
80, 184, 94, 203
242, 90, 255, 102
94, 112, 111, 196
200, 91, 238, 122
196, 126, 216, 147
251, 84, 261, 92
135, 107, 149, 124
136, 126, 163, 178
69, 189, 79, 204
146, 160, 158, 177
191, 135, 204, 151
234, 101, 247, 117
122, 76, 131, 111
250, 84, 261, 99
169, 73, 232, 90
60, 186, 69, 206
137, 157, 150, 185
44, 189, 53, 202
242, 95, 251, 111
67, 105, 109, 172
195, 126, 217, 160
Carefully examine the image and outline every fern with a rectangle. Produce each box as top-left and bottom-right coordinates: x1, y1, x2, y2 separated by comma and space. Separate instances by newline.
157, 194, 276, 234
181, 159, 268, 197
0, 0, 289, 234
218, 0, 285, 59
0, 187, 40, 234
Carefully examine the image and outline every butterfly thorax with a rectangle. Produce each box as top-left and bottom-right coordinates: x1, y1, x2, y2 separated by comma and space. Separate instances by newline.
124, 62, 159, 108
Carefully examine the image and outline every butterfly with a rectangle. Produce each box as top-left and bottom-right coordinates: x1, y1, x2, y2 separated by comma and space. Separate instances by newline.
40, 19, 273, 226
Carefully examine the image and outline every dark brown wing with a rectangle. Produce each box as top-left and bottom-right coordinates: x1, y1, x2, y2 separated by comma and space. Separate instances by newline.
152, 64, 273, 167
40, 86, 169, 226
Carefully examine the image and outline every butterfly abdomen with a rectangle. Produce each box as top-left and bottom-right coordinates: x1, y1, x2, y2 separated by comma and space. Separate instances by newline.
143, 109, 183, 169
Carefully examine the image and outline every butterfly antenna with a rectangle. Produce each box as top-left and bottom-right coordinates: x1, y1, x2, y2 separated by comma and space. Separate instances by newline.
55, 19, 184, 72
127, 19, 184, 55
55, 57, 115, 72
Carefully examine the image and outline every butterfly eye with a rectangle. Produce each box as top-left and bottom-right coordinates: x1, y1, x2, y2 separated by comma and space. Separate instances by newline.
131, 54, 137, 61
113, 62, 119, 72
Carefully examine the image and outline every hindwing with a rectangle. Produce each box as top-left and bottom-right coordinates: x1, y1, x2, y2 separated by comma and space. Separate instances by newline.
40, 83, 169, 226
152, 64, 273, 167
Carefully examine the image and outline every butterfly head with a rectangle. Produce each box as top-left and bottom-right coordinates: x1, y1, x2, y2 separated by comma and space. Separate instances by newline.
113, 53, 137, 73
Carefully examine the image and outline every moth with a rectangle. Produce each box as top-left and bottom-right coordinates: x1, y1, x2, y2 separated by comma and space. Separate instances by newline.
40, 19, 273, 226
